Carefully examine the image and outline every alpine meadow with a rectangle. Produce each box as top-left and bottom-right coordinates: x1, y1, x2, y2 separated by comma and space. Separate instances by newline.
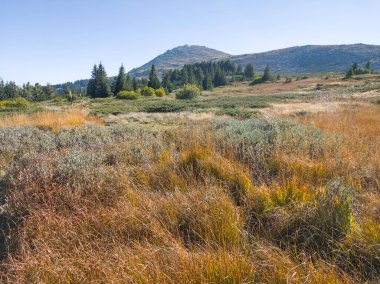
1, 1, 380, 283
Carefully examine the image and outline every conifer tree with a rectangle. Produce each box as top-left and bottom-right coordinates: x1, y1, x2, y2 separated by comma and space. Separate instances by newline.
95, 63, 112, 98
86, 65, 98, 97
162, 72, 174, 93
125, 73, 133, 91
244, 64, 254, 80
366, 61, 373, 73
132, 77, 138, 91
113, 64, 126, 96
202, 72, 213, 90
262, 65, 272, 82
148, 65, 161, 89
345, 67, 354, 79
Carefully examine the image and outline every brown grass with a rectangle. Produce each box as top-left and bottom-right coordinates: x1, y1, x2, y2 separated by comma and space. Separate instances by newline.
0, 109, 103, 131
0, 101, 379, 282
287, 104, 380, 191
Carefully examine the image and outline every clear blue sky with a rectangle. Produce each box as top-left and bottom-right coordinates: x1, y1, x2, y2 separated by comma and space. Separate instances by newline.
1, 0, 379, 85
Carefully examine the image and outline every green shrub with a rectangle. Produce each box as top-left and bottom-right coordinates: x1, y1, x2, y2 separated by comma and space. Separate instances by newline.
250, 78, 263, 85
53, 96, 65, 103
0, 97, 30, 110
155, 88, 166, 97
143, 101, 185, 113
285, 77, 292, 83
141, 87, 155, 97
176, 84, 200, 100
116, 91, 140, 100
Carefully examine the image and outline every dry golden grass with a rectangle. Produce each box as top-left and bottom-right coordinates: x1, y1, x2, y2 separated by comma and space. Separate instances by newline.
0, 109, 103, 131
0, 100, 379, 282
287, 104, 380, 191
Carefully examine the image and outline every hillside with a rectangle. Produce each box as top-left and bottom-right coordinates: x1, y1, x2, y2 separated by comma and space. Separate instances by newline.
53, 44, 380, 91
130, 44, 380, 77
129, 45, 230, 77
231, 44, 380, 73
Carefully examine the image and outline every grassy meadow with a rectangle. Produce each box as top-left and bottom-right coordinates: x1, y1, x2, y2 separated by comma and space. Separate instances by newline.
0, 74, 379, 283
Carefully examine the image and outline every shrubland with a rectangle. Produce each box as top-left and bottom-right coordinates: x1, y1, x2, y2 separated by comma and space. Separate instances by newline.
0, 103, 378, 283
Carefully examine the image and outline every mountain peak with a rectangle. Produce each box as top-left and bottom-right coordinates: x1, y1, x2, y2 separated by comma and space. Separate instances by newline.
130, 45, 230, 77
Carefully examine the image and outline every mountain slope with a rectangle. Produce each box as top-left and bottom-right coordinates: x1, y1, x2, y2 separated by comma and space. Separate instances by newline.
231, 44, 380, 73
129, 45, 230, 77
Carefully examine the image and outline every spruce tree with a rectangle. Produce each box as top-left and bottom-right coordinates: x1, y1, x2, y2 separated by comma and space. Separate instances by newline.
132, 77, 138, 91
0, 80, 4, 100
202, 73, 213, 90
162, 72, 174, 93
244, 64, 254, 80
96, 63, 112, 98
125, 73, 133, 91
262, 65, 272, 82
366, 61, 373, 73
148, 65, 161, 89
214, 67, 227, 87
345, 67, 354, 79
86, 65, 98, 97
113, 64, 126, 96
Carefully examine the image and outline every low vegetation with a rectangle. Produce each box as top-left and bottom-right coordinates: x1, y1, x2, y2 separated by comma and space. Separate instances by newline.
0, 110, 102, 132
0, 96, 378, 282
175, 84, 201, 99
0, 67, 379, 283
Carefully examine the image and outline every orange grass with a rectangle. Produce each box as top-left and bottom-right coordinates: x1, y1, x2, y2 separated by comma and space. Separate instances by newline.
0, 107, 379, 282
287, 104, 380, 191
0, 110, 103, 131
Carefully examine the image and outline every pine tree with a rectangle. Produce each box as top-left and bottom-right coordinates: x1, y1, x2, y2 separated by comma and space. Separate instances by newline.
202, 72, 213, 90
148, 65, 161, 89
96, 63, 112, 98
345, 67, 354, 79
365, 61, 373, 73
236, 65, 243, 75
214, 67, 227, 87
86, 65, 98, 98
0, 80, 5, 100
262, 65, 272, 82
125, 74, 133, 91
113, 65, 126, 96
181, 68, 189, 85
244, 64, 254, 80
132, 77, 138, 91
162, 72, 174, 93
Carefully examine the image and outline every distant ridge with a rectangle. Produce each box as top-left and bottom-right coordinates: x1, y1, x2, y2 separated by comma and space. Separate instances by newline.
230, 43, 380, 73
129, 45, 230, 77
54, 43, 380, 91
130, 43, 380, 77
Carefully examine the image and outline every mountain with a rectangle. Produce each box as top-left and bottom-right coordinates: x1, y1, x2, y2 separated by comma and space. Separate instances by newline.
129, 45, 231, 77
230, 44, 380, 74
54, 44, 380, 92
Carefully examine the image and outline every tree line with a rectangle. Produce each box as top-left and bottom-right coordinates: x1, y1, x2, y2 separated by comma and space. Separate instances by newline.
0, 60, 275, 101
345, 61, 373, 79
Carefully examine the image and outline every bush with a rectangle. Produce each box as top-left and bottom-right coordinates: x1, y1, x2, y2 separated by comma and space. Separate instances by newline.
250, 78, 263, 85
285, 77, 292, 83
143, 101, 185, 113
0, 97, 30, 110
116, 91, 140, 100
155, 88, 166, 97
141, 87, 155, 97
176, 84, 200, 100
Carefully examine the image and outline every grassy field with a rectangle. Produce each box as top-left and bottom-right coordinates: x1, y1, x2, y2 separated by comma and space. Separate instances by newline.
0, 74, 379, 283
